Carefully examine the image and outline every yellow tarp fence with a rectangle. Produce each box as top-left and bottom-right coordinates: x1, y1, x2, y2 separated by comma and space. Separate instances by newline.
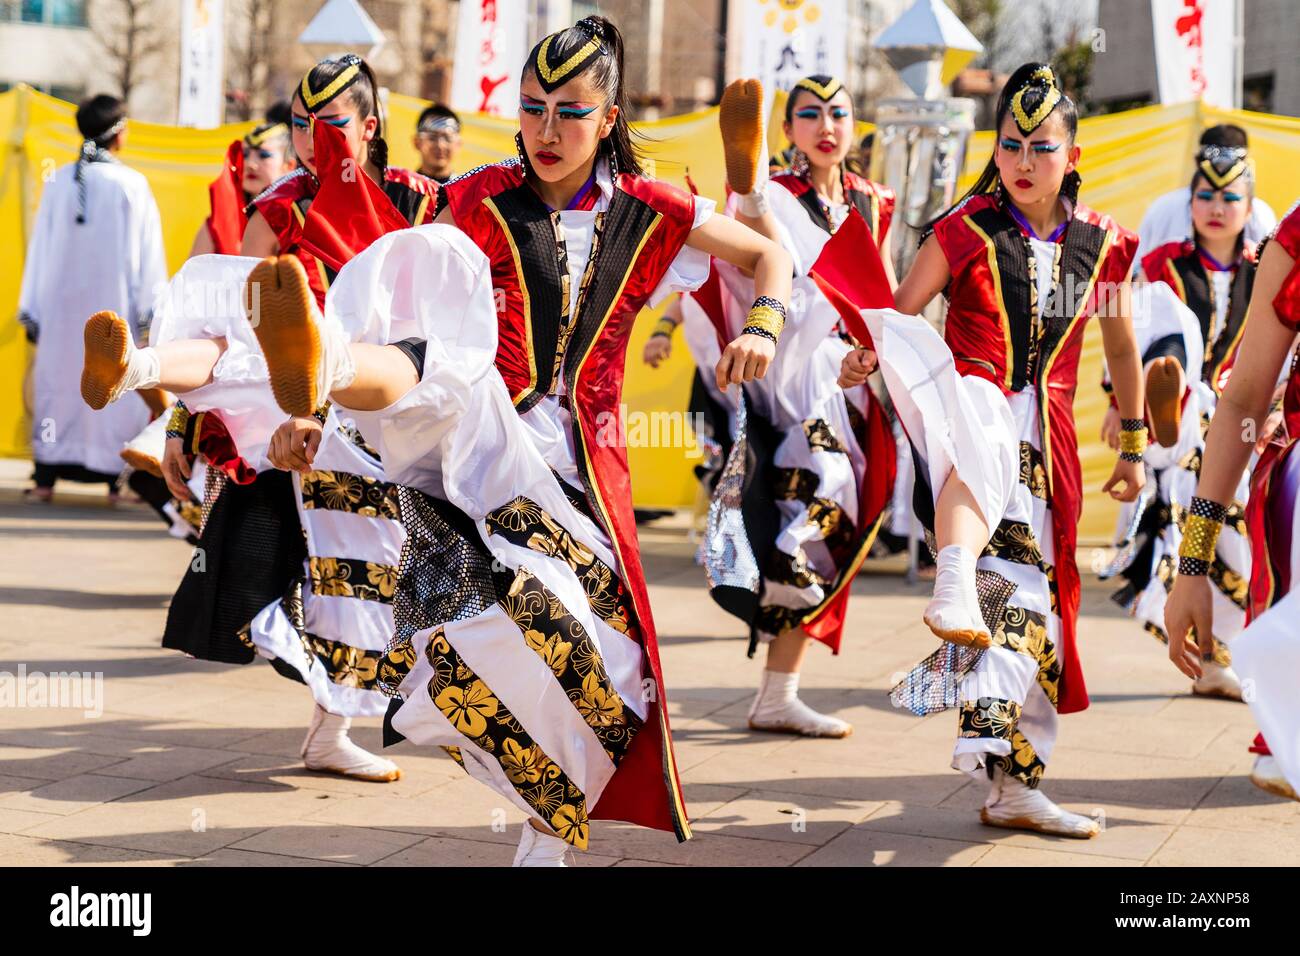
3, 85, 1297, 541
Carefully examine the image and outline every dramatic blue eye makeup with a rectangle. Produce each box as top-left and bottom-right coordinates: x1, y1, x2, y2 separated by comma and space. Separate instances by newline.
290, 115, 310, 130
1194, 190, 1217, 202
1031, 142, 1061, 153
795, 108, 821, 119
324, 117, 350, 128
830, 108, 850, 119
557, 104, 598, 119
520, 98, 546, 116
1223, 191, 1245, 203
999, 138, 1023, 152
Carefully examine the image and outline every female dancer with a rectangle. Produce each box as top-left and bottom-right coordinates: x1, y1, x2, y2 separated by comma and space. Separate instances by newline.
1103, 150, 1263, 699
687, 74, 897, 738
1167, 199, 1300, 802
842, 64, 1145, 837
122, 113, 297, 534
80, 55, 437, 783
245, 16, 791, 864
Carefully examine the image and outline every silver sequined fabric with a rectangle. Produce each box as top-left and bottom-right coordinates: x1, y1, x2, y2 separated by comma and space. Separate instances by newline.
703, 397, 762, 597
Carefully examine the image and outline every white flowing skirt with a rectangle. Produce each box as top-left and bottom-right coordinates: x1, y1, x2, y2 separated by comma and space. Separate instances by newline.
866, 308, 1063, 787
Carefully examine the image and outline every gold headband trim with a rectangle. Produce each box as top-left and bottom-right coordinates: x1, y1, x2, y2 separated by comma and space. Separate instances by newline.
1009, 68, 1060, 134
246, 123, 287, 147
535, 34, 603, 87
300, 62, 362, 111
793, 76, 844, 101
1198, 157, 1248, 190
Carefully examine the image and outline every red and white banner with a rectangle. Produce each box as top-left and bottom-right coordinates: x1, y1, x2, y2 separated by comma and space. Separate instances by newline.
1150, 0, 1235, 108
450, 0, 528, 116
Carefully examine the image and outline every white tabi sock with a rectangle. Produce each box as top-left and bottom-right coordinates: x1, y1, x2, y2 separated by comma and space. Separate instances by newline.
748, 669, 852, 738
512, 823, 570, 867
981, 768, 1100, 838
924, 544, 989, 642
300, 702, 400, 782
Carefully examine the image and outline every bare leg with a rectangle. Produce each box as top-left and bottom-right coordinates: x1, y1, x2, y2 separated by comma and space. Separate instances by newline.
154, 337, 227, 392
934, 469, 990, 555
749, 626, 852, 738
765, 627, 809, 673
328, 343, 420, 411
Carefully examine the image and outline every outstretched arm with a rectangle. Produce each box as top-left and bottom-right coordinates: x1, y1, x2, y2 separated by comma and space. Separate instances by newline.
684, 214, 792, 389
1165, 238, 1298, 678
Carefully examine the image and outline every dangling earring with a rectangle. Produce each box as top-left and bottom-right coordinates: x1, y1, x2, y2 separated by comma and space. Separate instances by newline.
791, 147, 810, 178
606, 140, 619, 179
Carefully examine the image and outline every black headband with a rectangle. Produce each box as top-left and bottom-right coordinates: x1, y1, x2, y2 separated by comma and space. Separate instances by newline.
528, 19, 607, 94
299, 54, 364, 113
1196, 145, 1249, 189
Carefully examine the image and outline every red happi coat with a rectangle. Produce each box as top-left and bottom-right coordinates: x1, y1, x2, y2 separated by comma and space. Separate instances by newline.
250, 122, 438, 309
202, 124, 438, 479
1142, 239, 1258, 395
206, 139, 248, 255
771, 169, 895, 242
445, 160, 697, 839
1246, 202, 1300, 618
931, 192, 1138, 714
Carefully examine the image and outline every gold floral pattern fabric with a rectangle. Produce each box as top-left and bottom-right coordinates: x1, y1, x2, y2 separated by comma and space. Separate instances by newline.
990, 729, 1046, 788
305, 635, 383, 688
993, 605, 1061, 708
499, 567, 642, 763
484, 496, 634, 635
803, 418, 847, 454
1018, 442, 1049, 500
376, 637, 418, 694
301, 469, 399, 520
308, 556, 398, 603
774, 466, 819, 503
982, 519, 1044, 566
424, 626, 591, 848
958, 697, 1022, 741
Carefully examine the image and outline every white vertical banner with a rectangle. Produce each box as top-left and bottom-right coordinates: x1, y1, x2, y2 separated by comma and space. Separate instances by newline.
1150, 0, 1235, 107
450, 0, 528, 116
735, 0, 847, 109
178, 0, 225, 127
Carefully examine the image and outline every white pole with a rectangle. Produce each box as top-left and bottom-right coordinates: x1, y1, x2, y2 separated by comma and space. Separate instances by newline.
1234, 0, 1244, 110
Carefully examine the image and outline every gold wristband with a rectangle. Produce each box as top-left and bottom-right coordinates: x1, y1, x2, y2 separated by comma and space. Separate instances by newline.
1118, 427, 1148, 456
165, 403, 190, 439
743, 304, 785, 339
1179, 513, 1222, 563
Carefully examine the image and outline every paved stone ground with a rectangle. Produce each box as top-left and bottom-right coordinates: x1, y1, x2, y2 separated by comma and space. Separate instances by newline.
0, 459, 1295, 867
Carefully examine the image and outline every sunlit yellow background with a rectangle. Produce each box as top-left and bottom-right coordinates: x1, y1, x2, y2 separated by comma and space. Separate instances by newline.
2, 85, 1297, 542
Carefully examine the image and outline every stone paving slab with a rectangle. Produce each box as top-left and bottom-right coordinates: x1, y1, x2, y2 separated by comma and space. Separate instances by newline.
0, 460, 1294, 866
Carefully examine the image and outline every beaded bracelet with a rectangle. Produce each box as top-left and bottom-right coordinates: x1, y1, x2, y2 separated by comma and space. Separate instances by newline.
741, 295, 786, 343
164, 401, 190, 441
1118, 418, 1147, 463
650, 316, 677, 339
1177, 496, 1225, 576
311, 402, 332, 426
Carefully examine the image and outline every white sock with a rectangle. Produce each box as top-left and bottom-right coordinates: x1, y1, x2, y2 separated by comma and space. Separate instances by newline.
513, 823, 569, 867
982, 769, 1099, 837
317, 321, 356, 399
119, 342, 161, 395
737, 183, 771, 217
924, 545, 988, 637
301, 702, 400, 781
748, 669, 852, 738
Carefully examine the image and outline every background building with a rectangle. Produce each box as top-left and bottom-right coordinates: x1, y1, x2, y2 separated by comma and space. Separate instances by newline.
1090, 0, 1300, 116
